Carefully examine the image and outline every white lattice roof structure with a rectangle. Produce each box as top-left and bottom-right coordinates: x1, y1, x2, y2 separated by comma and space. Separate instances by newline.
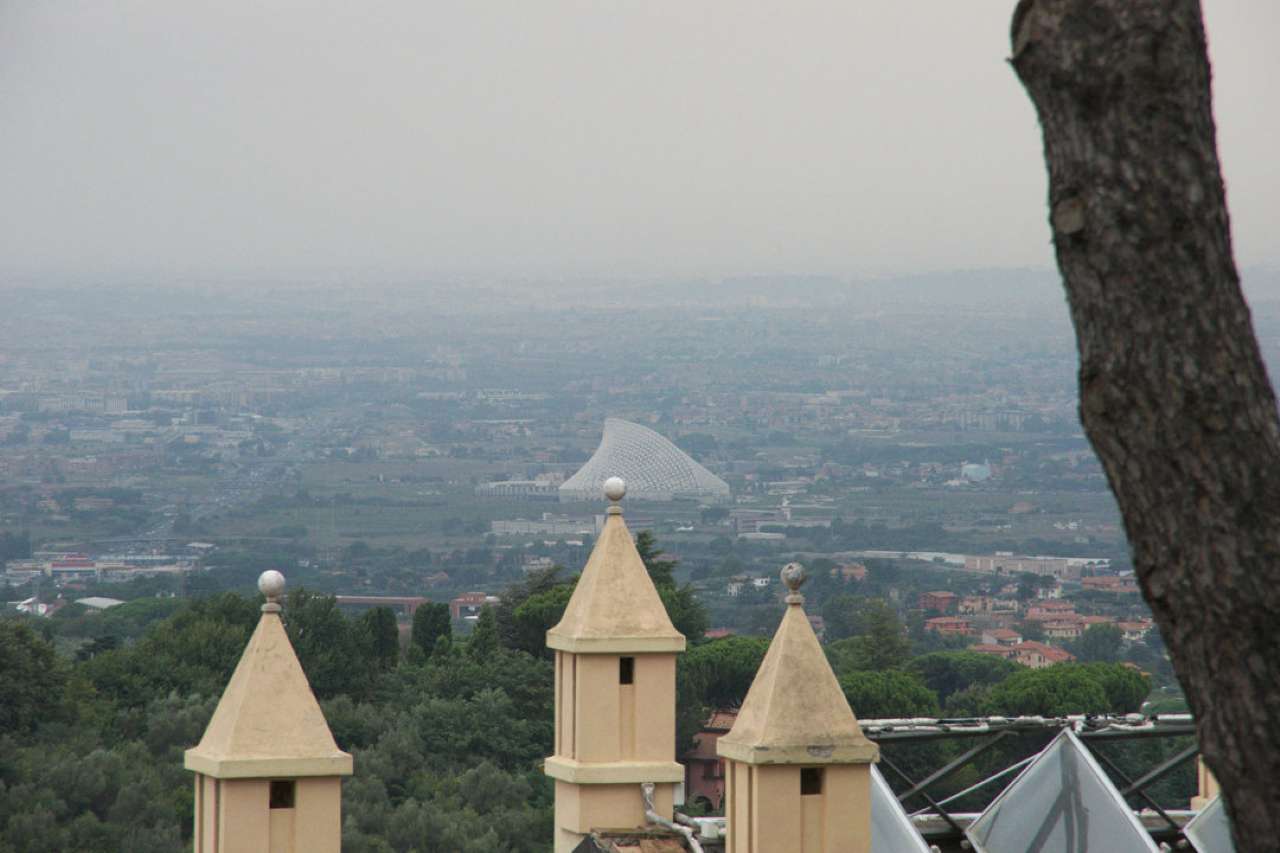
560, 418, 730, 502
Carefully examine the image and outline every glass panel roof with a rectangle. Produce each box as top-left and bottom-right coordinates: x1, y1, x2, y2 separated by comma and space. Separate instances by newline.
1185, 795, 1236, 853
965, 729, 1159, 853
560, 418, 730, 500
870, 765, 932, 853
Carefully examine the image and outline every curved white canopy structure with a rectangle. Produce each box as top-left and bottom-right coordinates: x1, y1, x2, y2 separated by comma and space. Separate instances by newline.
560, 418, 730, 502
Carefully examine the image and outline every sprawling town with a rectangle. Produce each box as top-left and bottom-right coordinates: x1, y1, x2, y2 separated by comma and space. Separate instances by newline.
5, 272, 1274, 850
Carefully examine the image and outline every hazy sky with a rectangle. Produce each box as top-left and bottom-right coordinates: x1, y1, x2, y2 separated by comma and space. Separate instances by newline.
1, 1, 1275, 281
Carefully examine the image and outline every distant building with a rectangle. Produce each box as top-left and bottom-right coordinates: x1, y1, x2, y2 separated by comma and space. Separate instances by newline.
1119, 620, 1155, 641
730, 508, 786, 534
15, 597, 66, 618
559, 418, 729, 502
1025, 601, 1076, 621
968, 643, 1018, 661
832, 562, 868, 582
1036, 582, 1064, 599
918, 591, 958, 614
475, 480, 559, 499
924, 616, 972, 636
1082, 575, 1141, 594
1043, 619, 1086, 641
450, 592, 500, 621
965, 553, 1083, 580
522, 555, 556, 574
1012, 641, 1076, 669
970, 638, 1076, 669
959, 595, 1019, 615
333, 595, 428, 617
683, 710, 738, 812
491, 516, 594, 537
736, 531, 785, 542
982, 628, 1023, 647
75, 596, 125, 611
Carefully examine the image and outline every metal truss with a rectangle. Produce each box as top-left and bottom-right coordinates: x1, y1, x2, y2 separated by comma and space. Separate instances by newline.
856, 714, 1200, 848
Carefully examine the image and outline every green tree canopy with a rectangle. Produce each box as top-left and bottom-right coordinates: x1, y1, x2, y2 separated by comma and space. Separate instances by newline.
659, 584, 708, 645
825, 600, 910, 673
0, 620, 67, 734
495, 567, 571, 657
1072, 623, 1126, 663
411, 602, 452, 657
284, 588, 367, 698
906, 651, 1020, 706
508, 583, 575, 659
838, 670, 940, 719
820, 593, 872, 641
982, 664, 1113, 716
82, 592, 258, 708
1078, 662, 1151, 713
637, 530, 707, 642
468, 606, 500, 660
635, 530, 677, 588
680, 635, 769, 710
357, 607, 400, 672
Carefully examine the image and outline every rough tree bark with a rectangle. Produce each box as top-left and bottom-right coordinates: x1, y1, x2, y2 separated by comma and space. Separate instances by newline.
1010, 0, 1280, 847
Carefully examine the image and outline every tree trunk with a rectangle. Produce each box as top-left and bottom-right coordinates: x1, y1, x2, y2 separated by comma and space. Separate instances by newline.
1010, 0, 1280, 847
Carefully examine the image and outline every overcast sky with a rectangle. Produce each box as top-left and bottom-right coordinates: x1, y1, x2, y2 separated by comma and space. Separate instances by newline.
1, 1, 1275, 282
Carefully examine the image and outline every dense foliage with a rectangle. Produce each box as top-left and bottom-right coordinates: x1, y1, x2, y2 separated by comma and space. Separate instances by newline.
0, 537, 1170, 849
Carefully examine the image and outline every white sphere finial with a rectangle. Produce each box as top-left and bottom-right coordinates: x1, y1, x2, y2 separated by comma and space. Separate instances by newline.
258, 570, 286, 607
781, 562, 807, 604
604, 476, 626, 502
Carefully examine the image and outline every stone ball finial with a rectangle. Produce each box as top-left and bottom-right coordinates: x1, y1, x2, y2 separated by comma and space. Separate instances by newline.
604, 476, 626, 502
781, 562, 807, 604
258, 570, 286, 609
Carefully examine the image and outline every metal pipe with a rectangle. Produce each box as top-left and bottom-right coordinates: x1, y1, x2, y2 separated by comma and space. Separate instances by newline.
913, 754, 1038, 814
641, 782, 705, 853
858, 713, 1196, 742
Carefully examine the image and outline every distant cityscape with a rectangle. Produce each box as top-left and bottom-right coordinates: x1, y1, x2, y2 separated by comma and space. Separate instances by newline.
1, 273, 1206, 658
3, 270, 1261, 849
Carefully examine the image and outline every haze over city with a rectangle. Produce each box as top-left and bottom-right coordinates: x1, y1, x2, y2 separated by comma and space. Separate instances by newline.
2, 0, 1277, 281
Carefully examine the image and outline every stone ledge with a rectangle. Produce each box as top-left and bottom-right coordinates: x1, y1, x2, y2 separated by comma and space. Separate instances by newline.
184, 750, 353, 779
544, 756, 684, 784
715, 739, 879, 766
547, 634, 687, 654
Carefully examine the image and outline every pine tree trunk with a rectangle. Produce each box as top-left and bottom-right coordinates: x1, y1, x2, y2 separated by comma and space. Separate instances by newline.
1010, 0, 1280, 847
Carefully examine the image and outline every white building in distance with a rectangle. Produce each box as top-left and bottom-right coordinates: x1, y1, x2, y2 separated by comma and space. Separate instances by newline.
560, 418, 730, 502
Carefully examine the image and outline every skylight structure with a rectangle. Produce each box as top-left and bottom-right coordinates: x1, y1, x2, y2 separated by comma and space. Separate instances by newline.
560, 418, 730, 502
870, 766, 932, 853
1185, 795, 1236, 853
965, 729, 1159, 853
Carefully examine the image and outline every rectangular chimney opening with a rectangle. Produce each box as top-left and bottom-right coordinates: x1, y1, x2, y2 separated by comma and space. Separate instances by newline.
269, 780, 296, 809
619, 656, 635, 685
800, 767, 823, 796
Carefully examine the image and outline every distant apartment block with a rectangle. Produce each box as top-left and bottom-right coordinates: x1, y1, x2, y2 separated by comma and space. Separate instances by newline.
964, 553, 1084, 580
1081, 575, 1141, 594
450, 592, 500, 621
831, 562, 868, 582
969, 638, 1076, 669
924, 616, 972, 636
918, 590, 958, 614
490, 515, 594, 537
959, 595, 1019, 615
475, 480, 559, 499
